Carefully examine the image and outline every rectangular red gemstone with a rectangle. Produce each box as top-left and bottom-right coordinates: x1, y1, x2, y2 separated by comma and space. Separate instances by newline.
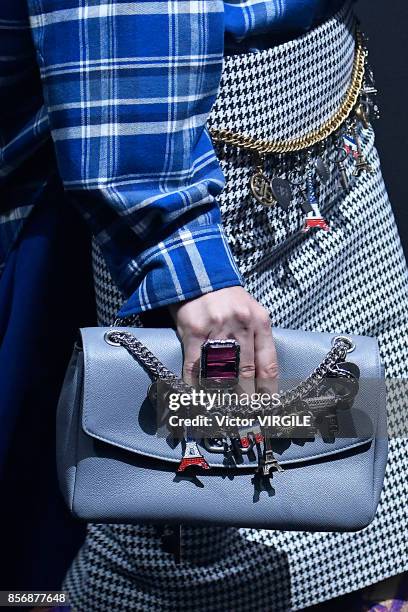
205, 345, 238, 379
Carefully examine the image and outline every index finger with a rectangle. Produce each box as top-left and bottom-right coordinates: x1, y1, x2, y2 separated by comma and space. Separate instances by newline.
254, 321, 279, 396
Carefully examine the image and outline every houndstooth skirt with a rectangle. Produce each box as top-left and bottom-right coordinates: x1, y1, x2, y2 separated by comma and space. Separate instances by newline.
64, 3, 408, 610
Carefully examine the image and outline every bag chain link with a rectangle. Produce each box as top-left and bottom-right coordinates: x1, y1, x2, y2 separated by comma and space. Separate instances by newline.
107, 330, 351, 408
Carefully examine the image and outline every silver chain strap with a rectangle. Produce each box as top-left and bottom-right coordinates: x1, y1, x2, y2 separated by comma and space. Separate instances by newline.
105, 330, 354, 408
278, 339, 352, 407
106, 330, 195, 396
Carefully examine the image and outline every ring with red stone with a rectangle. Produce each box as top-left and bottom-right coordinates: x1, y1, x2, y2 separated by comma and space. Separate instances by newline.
199, 339, 240, 388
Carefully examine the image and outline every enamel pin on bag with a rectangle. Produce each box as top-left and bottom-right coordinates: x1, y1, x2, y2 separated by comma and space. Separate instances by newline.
56, 327, 388, 531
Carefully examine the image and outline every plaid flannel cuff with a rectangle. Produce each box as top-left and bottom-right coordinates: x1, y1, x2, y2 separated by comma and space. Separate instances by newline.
116, 224, 244, 317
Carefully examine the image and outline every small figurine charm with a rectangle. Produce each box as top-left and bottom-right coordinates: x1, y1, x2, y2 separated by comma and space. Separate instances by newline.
301, 164, 330, 233
238, 423, 263, 449
258, 437, 284, 476
335, 147, 350, 192
302, 210, 330, 232
351, 127, 374, 176
302, 155, 330, 233
177, 440, 210, 472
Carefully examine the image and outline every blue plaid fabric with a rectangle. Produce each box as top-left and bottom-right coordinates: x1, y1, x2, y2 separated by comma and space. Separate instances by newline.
0, 0, 339, 316
224, 0, 344, 41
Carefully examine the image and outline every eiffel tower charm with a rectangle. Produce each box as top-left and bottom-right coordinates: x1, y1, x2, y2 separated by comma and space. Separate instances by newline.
352, 154, 374, 176
177, 440, 210, 472
302, 210, 330, 232
301, 168, 330, 233
351, 128, 374, 177
258, 438, 284, 476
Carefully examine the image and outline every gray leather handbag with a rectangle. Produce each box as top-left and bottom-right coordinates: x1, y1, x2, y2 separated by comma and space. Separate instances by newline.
56, 326, 388, 531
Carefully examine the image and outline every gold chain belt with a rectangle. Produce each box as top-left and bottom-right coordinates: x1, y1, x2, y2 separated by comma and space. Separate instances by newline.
209, 30, 366, 155
208, 29, 377, 218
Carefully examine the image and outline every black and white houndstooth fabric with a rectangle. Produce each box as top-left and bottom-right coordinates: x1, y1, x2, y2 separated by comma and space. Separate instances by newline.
69, 3, 408, 610
209, 3, 355, 143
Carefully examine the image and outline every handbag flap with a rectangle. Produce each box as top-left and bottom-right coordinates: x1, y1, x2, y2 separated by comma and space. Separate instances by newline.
79, 327, 384, 468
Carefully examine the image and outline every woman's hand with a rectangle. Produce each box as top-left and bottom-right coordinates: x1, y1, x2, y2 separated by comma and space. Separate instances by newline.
168, 286, 278, 385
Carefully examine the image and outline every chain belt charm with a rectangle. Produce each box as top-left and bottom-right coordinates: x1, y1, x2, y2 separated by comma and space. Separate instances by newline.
351, 122, 374, 176
335, 147, 350, 191
250, 153, 294, 209
249, 153, 276, 206
301, 153, 330, 233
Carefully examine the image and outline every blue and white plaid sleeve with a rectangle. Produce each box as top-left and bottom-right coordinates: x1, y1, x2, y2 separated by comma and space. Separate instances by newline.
27, 0, 244, 316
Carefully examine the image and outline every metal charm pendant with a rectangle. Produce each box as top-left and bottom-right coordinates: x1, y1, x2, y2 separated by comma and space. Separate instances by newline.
289, 167, 312, 213
335, 147, 350, 192
177, 440, 210, 472
299, 196, 313, 215
355, 101, 370, 129
352, 154, 373, 175
302, 208, 330, 233
352, 155, 373, 176
258, 438, 284, 476
315, 156, 330, 184
301, 161, 330, 233
238, 423, 263, 449
250, 171, 276, 206
302, 217, 330, 232
271, 177, 292, 211
351, 127, 374, 176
